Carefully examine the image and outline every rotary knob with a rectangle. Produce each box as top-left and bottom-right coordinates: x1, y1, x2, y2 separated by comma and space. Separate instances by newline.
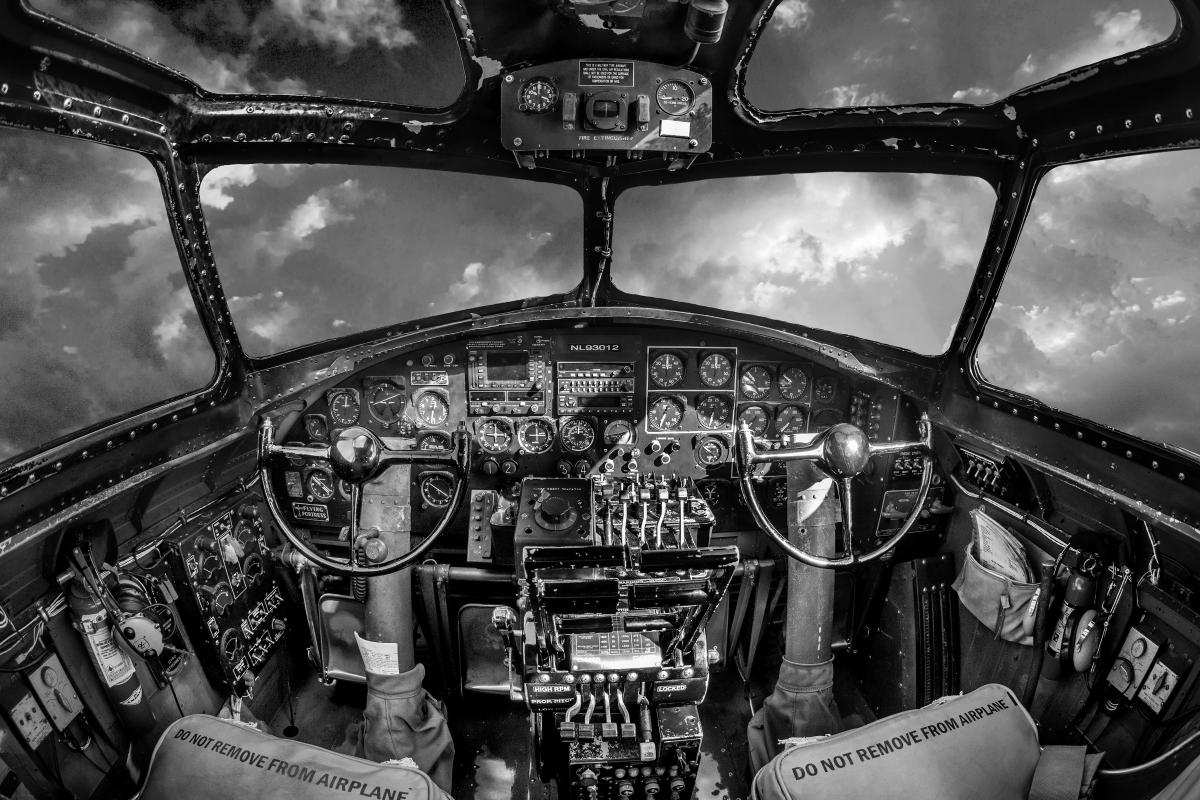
538, 496, 572, 525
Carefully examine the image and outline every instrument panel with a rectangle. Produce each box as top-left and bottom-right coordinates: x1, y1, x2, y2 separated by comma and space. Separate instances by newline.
272, 326, 916, 536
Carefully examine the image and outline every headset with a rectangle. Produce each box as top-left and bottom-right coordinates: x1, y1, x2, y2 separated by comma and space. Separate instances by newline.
1024, 532, 1114, 679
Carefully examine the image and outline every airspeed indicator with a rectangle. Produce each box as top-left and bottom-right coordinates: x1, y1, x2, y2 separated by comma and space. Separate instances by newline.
648, 396, 685, 431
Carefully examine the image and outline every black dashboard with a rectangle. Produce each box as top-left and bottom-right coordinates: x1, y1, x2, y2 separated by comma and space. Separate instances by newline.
269, 325, 944, 551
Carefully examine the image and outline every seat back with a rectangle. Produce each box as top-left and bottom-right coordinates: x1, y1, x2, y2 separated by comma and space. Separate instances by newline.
752, 683, 1040, 800
137, 714, 448, 800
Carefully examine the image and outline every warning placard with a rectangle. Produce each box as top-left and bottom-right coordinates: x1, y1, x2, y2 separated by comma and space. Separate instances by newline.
579, 60, 634, 87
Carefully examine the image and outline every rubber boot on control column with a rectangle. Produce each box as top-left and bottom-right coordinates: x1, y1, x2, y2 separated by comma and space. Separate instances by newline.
354, 465, 455, 793
748, 462, 842, 772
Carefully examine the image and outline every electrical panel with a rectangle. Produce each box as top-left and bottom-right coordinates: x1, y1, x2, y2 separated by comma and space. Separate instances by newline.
160, 493, 287, 695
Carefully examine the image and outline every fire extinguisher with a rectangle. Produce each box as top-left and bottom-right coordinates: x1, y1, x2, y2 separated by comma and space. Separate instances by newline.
67, 569, 156, 738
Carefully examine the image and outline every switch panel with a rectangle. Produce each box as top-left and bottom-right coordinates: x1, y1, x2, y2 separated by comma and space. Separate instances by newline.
1137, 651, 1189, 716
1108, 625, 1163, 700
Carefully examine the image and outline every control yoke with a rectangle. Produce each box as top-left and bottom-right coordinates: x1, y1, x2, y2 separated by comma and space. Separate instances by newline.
257, 418, 471, 576
734, 415, 935, 568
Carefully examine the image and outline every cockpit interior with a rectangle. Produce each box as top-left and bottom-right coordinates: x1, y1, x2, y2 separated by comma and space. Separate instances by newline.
1, 1, 1200, 799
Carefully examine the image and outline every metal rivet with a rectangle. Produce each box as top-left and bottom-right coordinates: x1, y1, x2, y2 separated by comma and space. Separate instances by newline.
159, 124, 167, 134
342, 122, 353, 132
235, 132, 246, 142
0, 84, 7, 95
63, 98, 72, 109
1152, 460, 1159, 469
306, 132, 317, 141
1101, 440, 1107, 448
93, 105, 102, 117
1180, 473, 1187, 481
1032, 138, 1038, 146
121, 113, 130, 124
1096, 124, 1103, 134
1077, 432, 1083, 439
1068, 130, 1076, 139
504, 74, 513, 83
1125, 450, 1132, 458
1054, 423, 1061, 430
993, 401, 1000, 408
32, 90, 41, 101
202, 133, 212, 143
1154, 113, 1163, 123
513, 137, 523, 147
271, 132, 281, 141
1188, 109, 1194, 119
1124, 119, 1131, 129
1032, 415, 1039, 422
1012, 408, 1018, 415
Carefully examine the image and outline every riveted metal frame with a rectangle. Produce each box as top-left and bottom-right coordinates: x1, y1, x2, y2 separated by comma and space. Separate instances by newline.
1, 0, 1200, 545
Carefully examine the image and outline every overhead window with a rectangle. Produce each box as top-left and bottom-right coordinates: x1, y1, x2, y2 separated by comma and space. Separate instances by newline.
613, 172, 995, 356
200, 164, 583, 356
30, 0, 466, 106
977, 150, 1200, 455
746, 0, 1177, 109
0, 128, 215, 464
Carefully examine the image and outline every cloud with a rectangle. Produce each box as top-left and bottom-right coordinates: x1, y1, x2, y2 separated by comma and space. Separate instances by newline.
771, 0, 813, 31
0, 129, 215, 462
258, 0, 416, 57
613, 172, 994, 355
979, 149, 1200, 452
746, 0, 1176, 109
248, 178, 370, 269
200, 164, 258, 210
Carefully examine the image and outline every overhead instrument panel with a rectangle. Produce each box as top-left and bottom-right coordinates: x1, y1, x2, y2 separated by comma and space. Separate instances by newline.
501, 59, 713, 153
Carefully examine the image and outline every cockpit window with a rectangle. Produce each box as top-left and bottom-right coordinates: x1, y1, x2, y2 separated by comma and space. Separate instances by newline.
977, 149, 1200, 456
612, 172, 995, 356
0, 128, 215, 463
745, 0, 1178, 109
200, 164, 583, 356
29, 0, 465, 107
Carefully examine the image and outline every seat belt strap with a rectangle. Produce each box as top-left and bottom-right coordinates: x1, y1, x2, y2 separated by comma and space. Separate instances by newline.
1029, 745, 1089, 800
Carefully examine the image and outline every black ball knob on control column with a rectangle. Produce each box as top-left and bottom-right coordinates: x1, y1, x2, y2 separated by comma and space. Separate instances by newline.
330, 426, 380, 482
819, 423, 871, 478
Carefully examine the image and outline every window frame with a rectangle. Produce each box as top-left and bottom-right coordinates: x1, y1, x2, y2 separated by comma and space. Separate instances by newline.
966, 145, 1200, 467
0, 121, 228, 474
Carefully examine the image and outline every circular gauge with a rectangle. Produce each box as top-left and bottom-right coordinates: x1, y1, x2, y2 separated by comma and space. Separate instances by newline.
740, 365, 773, 400
696, 395, 732, 429
419, 473, 454, 508
648, 395, 685, 431
694, 436, 728, 467
603, 419, 638, 446
698, 353, 733, 388
367, 380, 406, 424
327, 389, 361, 427
338, 479, 354, 499
304, 414, 329, 442
478, 419, 514, 454
219, 629, 244, 664
305, 468, 335, 501
776, 405, 806, 435
519, 77, 559, 113
738, 405, 770, 436
414, 391, 449, 426
518, 418, 554, 454
814, 378, 837, 403
778, 367, 809, 401
198, 553, 223, 583
656, 80, 694, 116
560, 418, 596, 453
812, 409, 843, 431
417, 431, 452, 450
649, 353, 685, 388
234, 520, 260, 554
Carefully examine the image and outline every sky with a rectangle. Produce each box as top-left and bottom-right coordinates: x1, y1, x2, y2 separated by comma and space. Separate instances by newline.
747, 0, 1177, 108
1, 0, 1197, 462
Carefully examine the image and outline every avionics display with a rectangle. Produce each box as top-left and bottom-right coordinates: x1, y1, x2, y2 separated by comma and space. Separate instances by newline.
485, 351, 529, 383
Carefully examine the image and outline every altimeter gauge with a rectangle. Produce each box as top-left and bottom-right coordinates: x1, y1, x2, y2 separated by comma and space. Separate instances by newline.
776, 405, 806, 435
414, 391, 449, 426
738, 405, 769, 436
778, 367, 809, 401
740, 365, 773, 400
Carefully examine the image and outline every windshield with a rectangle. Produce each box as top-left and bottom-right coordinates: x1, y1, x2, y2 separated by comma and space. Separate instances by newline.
200, 164, 583, 356
613, 172, 996, 355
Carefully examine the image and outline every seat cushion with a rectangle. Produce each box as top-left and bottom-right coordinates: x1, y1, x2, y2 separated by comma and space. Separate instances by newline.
752, 683, 1040, 800
137, 714, 448, 800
